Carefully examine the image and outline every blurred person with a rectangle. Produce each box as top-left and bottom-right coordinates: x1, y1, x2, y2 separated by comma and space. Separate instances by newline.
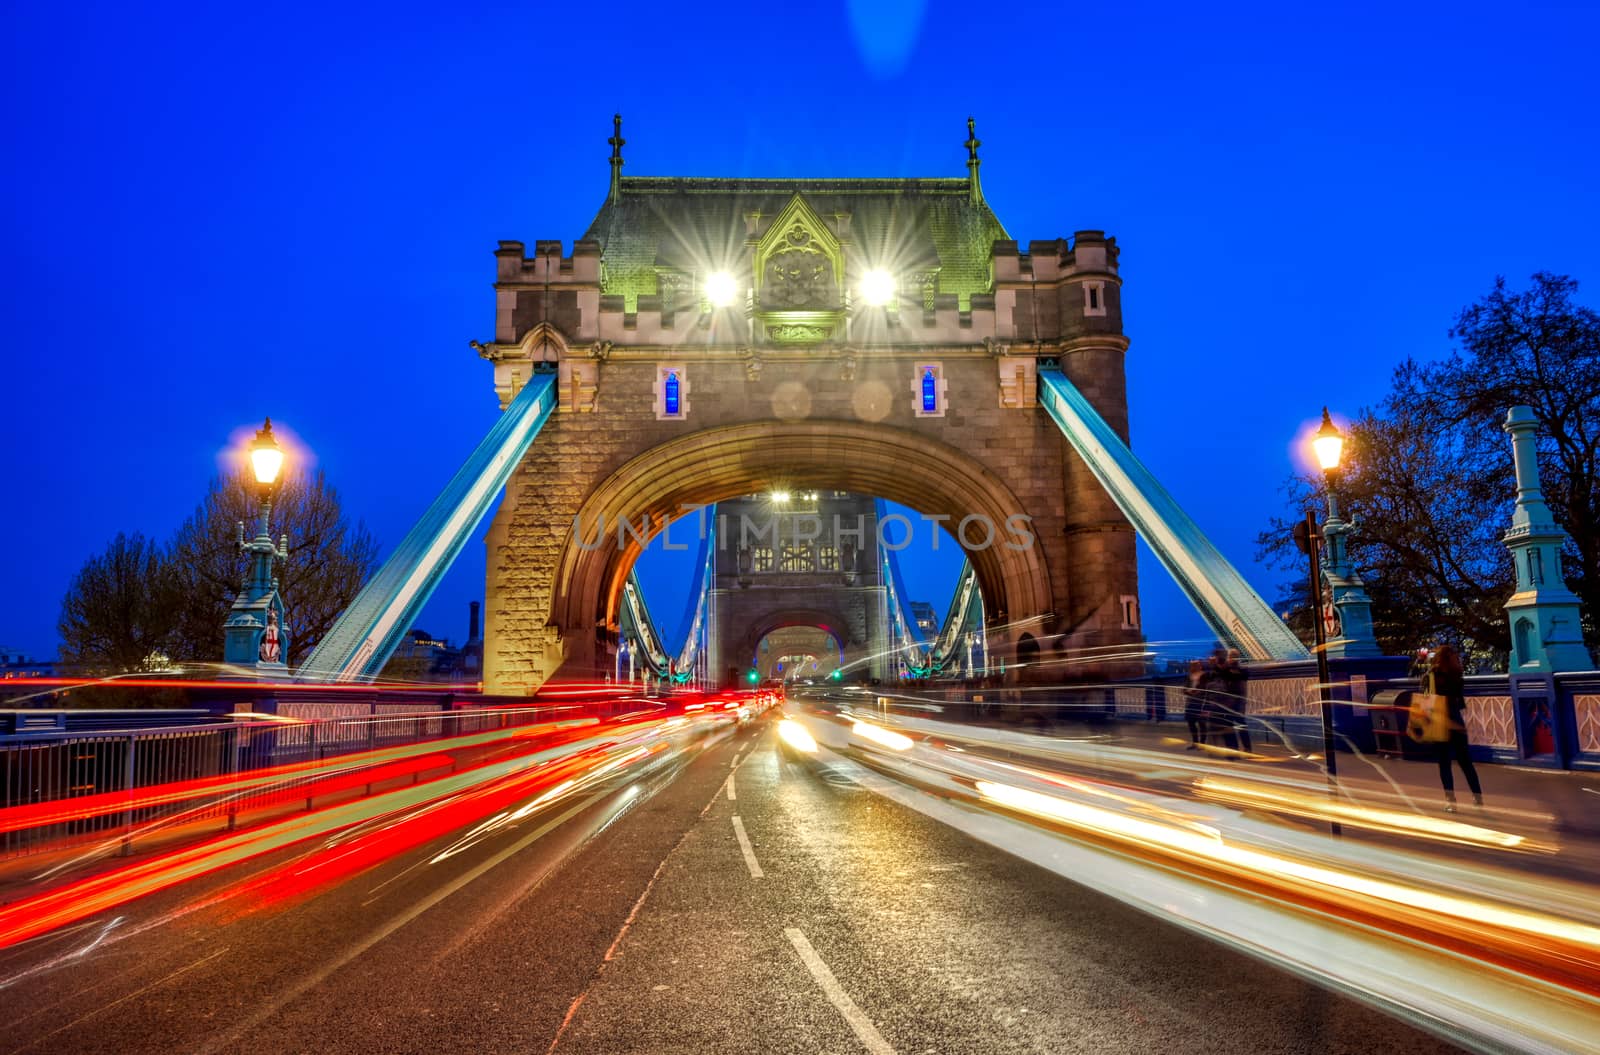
1219, 647, 1252, 753
1203, 650, 1240, 753
1428, 643, 1483, 811
1183, 659, 1208, 749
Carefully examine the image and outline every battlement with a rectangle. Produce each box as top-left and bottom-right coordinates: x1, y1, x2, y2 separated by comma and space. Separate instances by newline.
993, 233, 1118, 283
495, 239, 602, 284
491, 210, 1120, 349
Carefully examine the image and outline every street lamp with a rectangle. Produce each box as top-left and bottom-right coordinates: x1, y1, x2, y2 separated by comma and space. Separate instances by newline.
1294, 408, 1343, 833
250, 419, 285, 494
1312, 407, 1344, 473
224, 418, 291, 672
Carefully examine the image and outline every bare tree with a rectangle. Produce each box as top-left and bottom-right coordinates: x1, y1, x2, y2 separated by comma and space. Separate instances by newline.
57, 532, 182, 673
168, 469, 380, 666
1258, 273, 1597, 662
1442, 272, 1599, 641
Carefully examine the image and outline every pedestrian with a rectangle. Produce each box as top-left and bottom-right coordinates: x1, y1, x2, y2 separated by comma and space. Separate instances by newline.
1428, 644, 1483, 811
1203, 650, 1240, 753
1183, 659, 1207, 749
1220, 647, 1252, 754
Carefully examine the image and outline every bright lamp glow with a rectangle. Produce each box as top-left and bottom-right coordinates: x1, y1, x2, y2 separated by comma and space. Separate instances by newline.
1312, 407, 1344, 472
704, 271, 739, 308
249, 418, 284, 486
770, 490, 791, 504
859, 268, 896, 307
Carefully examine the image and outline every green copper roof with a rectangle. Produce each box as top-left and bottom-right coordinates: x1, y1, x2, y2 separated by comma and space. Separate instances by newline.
582, 177, 1010, 310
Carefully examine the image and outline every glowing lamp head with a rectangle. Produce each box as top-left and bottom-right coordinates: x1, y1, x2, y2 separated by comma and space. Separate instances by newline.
859, 268, 896, 307
704, 271, 739, 309
249, 418, 285, 487
1312, 407, 1344, 473
770, 490, 791, 505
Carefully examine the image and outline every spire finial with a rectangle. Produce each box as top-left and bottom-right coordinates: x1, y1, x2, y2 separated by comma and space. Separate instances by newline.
608, 113, 625, 204
964, 116, 984, 204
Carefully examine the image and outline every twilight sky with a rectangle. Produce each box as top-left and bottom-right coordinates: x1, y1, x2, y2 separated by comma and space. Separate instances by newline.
3, 0, 1598, 662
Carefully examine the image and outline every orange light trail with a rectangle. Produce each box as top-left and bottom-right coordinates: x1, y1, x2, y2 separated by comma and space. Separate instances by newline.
0, 718, 597, 836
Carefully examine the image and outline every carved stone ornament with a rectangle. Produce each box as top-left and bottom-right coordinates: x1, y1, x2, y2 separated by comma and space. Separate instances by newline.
766, 322, 834, 344
839, 347, 859, 381
560, 358, 600, 413
765, 245, 834, 310
588, 340, 614, 362
471, 339, 504, 363
743, 348, 764, 382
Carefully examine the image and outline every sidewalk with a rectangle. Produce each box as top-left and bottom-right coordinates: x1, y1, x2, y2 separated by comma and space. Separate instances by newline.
1082, 717, 1600, 836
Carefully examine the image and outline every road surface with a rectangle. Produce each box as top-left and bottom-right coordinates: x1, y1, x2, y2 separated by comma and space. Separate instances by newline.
0, 713, 1464, 1055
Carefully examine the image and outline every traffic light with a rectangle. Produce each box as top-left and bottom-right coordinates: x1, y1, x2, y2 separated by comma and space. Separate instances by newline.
747, 669, 759, 684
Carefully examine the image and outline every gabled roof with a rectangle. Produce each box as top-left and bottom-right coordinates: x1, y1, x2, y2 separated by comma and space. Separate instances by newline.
582, 176, 1010, 305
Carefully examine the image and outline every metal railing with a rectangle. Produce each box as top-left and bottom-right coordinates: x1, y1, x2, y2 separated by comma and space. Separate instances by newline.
0, 699, 639, 861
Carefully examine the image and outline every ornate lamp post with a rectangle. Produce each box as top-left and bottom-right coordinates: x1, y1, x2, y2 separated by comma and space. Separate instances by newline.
1294, 410, 1353, 831
1312, 410, 1381, 658
224, 418, 290, 673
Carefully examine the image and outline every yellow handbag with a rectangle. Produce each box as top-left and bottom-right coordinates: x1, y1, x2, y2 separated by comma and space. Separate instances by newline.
1407, 673, 1452, 743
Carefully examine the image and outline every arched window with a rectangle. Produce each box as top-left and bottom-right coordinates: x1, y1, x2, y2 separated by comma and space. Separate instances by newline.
665, 371, 681, 416
1514, 618, 1536, 663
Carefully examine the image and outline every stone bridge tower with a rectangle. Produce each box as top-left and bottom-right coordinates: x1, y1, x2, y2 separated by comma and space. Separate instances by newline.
477, 119, 1139, 693
708, 492, 890, 686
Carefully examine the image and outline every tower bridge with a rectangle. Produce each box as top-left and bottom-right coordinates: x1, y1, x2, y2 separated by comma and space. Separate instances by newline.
298, 118, 1305, 690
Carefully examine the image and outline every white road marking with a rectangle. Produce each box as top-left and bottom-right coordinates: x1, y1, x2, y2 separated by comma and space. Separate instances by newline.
546, 774, 746, 1054
726, 774, 737, 800
731, 816, 763, 878
783, 927, 895, 1055
731, 751, 743, 768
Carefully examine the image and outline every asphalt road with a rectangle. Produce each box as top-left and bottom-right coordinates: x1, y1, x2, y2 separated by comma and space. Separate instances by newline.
0, 713, 1466, 1055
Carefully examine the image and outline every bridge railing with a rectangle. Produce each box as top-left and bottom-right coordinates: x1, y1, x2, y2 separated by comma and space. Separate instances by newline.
0, 696, 643, 862
868, 661, 1600, 771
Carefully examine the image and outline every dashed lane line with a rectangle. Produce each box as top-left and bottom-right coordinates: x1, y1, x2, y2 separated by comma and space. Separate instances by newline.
783, 927, 896, 1055
731, 816, 764, 878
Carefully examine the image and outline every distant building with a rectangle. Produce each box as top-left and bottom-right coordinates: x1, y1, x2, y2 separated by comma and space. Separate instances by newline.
909, 602, 939, 638
380, 602, 485, 684
0, 648, 55, 680
708, 491, 889, 684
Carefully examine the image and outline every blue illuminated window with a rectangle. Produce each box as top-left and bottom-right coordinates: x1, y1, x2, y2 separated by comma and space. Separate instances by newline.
921, 368, 937, 413
665, 370, 680, 416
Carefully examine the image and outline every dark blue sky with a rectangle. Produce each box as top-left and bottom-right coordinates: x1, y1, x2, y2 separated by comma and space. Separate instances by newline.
4, 0, 1598, 661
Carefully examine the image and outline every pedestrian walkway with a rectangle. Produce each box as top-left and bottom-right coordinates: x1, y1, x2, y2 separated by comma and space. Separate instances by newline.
1092, 717, 1600, 836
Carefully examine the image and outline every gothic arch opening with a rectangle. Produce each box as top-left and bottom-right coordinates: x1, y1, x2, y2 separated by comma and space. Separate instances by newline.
548, 420, 1053, 678
749, 622, 846, 682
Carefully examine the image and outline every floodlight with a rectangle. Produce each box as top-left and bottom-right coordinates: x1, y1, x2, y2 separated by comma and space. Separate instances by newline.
704, 271, 739, 308
859, 268, 896, 307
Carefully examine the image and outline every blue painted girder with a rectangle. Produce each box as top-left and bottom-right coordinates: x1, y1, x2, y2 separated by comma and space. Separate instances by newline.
296, 372, 559, 683
619, 514, 714, 681
1037, 367, 1308, 661
878, 504, 984, 676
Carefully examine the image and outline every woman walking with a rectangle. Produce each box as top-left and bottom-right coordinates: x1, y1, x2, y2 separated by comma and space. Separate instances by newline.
1429, 644, 1483, 811
1183, 659, 1207, 749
